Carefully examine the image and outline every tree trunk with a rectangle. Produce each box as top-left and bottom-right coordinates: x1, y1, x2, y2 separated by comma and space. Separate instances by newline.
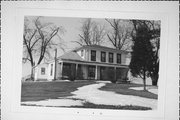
30, 66, 34, 81
143, 71, 146, 91
151, 74, 158, 86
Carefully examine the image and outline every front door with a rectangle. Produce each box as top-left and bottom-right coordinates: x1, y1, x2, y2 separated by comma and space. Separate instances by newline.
88, 65, 95, 80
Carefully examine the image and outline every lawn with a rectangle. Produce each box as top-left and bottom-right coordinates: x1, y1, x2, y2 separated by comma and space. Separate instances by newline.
21, 81, 157, 102
99, 83, 157, 99
21, 81, 157, 110
21, 80, 96, 102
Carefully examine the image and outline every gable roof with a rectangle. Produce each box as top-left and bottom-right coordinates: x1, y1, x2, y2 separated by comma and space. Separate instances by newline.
73, 45, 129, 53
57, 51, 84, 61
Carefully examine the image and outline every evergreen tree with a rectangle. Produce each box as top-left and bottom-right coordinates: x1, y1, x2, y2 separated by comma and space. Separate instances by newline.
131, 20, 160, 86
129, 25, 155, 90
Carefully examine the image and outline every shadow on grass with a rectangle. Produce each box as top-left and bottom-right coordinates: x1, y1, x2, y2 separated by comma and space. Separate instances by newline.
99, 83, 158, 99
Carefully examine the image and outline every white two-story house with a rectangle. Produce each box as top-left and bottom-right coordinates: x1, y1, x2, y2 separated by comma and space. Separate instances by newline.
33, 45, 130, 82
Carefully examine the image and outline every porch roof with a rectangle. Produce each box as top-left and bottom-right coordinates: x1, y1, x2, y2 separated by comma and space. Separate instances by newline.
59, 58, 129, 68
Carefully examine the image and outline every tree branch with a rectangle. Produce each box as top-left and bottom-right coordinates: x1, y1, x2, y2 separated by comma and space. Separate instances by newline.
71, 41, 83, 46
105, 19, 116, 30
107, 34, 116, 47
28, 30, 37, 47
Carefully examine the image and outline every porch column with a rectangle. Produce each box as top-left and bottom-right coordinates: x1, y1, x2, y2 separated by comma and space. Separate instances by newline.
54, 48, 57, 80
54, 62, 57, 81
114, 67, 117, 81
95, 65, 98, 80
75, 63, 78, 80
60, 62, 63, 79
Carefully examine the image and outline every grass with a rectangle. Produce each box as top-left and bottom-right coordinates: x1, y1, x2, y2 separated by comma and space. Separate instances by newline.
21, 80, 157, 102
21, 81, 157, 110
21, 80, 95, 102
22, 101, 152, 110
70, 102, 152, 110
99, 83, 157, 99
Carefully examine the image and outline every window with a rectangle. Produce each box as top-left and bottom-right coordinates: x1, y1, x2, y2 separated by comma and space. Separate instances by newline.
117, 54, 121, 64
81, 50, 84, 57
50, 64, 53, 76
91, 50, 96, 61
109, 52, 114, 63
101, 51, 106, 62
41, 67, 45, 75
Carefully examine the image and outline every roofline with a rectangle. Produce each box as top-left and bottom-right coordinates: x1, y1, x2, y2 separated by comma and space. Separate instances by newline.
73, 45, 129, 53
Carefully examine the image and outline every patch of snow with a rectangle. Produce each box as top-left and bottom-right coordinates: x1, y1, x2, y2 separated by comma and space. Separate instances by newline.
129, 77, 153, 85
69, 83, 157, 110
61, 80, 70, 82
148, 89, 158, 95
129, 86, 158, 95
96, 81, 111, 83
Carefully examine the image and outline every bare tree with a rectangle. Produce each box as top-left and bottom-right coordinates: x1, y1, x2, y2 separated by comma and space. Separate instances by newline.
23, 16, 65, 79
91, 22, 107, 45
105, 19, 132, 50
73, 18, 106, 46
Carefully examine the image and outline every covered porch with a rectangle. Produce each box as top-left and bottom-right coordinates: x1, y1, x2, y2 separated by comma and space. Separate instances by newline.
55, 60, 129, 83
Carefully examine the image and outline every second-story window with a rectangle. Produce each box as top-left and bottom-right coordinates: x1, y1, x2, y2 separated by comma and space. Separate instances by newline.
117, 54, 121, 64
109, 52, 113, 63
81, 50, 84, 57
91, 50, 96, 61
101, 51, 106, 62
